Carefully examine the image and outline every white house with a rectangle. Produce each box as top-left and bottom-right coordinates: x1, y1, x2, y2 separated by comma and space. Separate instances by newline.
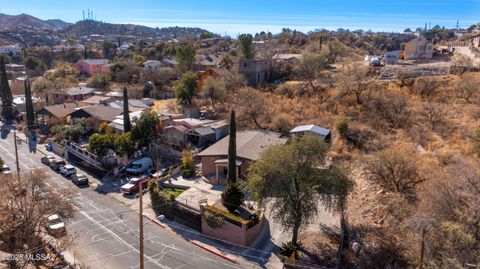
143, 60, 162, 71
118, 43, 133, 52
0, 44, 21, 57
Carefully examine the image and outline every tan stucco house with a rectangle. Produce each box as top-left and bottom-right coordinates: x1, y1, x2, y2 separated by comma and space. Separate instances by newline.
404, 37, 433, 60
196, 130, 287, 184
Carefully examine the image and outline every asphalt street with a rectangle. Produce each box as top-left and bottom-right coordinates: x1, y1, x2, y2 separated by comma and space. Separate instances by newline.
0, 132, 242, 269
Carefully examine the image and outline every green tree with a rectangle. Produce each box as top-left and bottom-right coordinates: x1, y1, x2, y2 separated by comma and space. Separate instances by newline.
201, 31, 214, 39
132, 53, 146, 66
335, 119, 349, 140
176, 45, 196, 73
221, 182, 244, 213
247, 134, 353, 246
24, 79, 35, 130
227, 110, 237, 183
0, 57, 14, 123
237, 34, 254, 59
0, 156, 3, 167
174, 72, 198, 105
86, 72, 110, 89
24, 56, 46, 74
114, 132, 135, 157
181, 145, 195, 178
123, 86, 132, 132
88, 133, 115, 158
131, 110, 159, 148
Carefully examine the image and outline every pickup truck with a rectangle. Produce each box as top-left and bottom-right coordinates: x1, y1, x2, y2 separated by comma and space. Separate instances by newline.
121, 176, 151, 195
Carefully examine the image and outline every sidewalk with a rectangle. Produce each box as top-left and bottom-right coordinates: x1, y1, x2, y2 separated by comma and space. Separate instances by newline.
135, 195, 284, 269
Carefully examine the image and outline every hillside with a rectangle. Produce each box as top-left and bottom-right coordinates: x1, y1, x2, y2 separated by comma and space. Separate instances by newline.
61, 20, 210, 39
0, 13, 60, 30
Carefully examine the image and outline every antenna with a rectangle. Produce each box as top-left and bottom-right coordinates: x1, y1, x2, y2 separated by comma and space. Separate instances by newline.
83, 10, 85, 21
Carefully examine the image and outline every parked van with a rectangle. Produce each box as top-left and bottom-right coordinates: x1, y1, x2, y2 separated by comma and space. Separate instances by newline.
126, 158, 153, 175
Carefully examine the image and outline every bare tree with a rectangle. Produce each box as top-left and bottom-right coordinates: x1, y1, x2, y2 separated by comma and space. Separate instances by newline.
363, 146, 425, 193
296, 53, 326, 95
338, 63, 374, 105
410, 77, 439, 99
234, 88, 269, 129
422, 103, 443, 129
456, 77, 479, 103
0, 169, 75, 268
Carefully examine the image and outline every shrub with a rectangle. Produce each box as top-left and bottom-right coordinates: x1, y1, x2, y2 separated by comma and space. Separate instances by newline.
204, 210, 224, 229
221, 182, 244, 213
149, 181, 174, 219
181, 169, 194, 178
279, 241, 298, 257
335, 119, 349, 140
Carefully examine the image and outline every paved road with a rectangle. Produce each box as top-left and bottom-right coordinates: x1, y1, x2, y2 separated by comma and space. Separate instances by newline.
0, 132, 241, 269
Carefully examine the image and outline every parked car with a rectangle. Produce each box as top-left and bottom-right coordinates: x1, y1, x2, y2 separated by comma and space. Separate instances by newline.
1, 164, 11, 174
151, 167, 171, 178
72, 173, 88, 186
121, 177, 151, 195
50, 160, 66, 172
60, 165, 77, 177
46, 214, 66, 237
126, 158, 154, 175
41, 155, 56, 165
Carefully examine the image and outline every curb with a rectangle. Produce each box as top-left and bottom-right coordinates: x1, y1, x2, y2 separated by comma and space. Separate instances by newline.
143, 215, 237, 263
190, 240, 237, 264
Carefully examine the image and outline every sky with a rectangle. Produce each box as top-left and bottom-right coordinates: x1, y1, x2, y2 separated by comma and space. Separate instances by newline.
1, 0, 479, 36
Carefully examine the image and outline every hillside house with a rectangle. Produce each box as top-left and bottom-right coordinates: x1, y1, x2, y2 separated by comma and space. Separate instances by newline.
70, 105, 123, 130
35, 102, 87, 124
404, 37, 433, 60
470, 33, 480, 48
0, 44, 21, 57
74, 59, 111, 75
143, 60, 162, 71
272, 53, 302, 63
195, 53, 222, 71
239, 59, 270, 86
197, 130, 287, 184
48, 86, 96, 104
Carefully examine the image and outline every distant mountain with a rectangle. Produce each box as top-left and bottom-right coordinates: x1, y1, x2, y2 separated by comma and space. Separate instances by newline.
45, 19, 72, 30
0, 13, 60, 31
0, 13, 214, 46
61, 20, 210, 39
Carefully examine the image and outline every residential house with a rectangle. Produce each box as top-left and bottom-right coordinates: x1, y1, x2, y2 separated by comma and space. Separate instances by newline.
195, 53, 222, 71
82, 95, 114, 105
385, 51, 400, 65
404, 37, 433, 60
160, 59, 177, 69
196, 130, 287, 184
118, 43, 133, 52
48, 86, 96, 104
143, 60, 162, 71
470, 33, 480, 48
0, 44, 21, 57
108, 110, 144, 133
104, 90, 123, 100
163, 125, 189, 146
290, 124, 331, 143
74, 59, 110, 75
5, 64, 25, 73
35, 102, 86, 124
107, 99, 150, 110
272, 53, 302, 63
70, 105, 123, 130
239, 59, 270, 86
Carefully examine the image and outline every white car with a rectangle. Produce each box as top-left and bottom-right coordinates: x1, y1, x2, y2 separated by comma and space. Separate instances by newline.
46, 214, 66, 237
60, 165, 76, 177
1, 164, 11, 174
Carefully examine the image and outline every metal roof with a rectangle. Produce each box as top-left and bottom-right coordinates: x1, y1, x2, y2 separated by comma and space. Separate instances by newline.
290, 124, 331, 136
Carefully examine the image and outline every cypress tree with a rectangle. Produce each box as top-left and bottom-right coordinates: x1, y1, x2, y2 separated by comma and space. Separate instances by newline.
0, 57, 14, 123
83, 46, 88, 59
227, 110, 237, 183
123, 86, 131, 132
24, 79, 35, 130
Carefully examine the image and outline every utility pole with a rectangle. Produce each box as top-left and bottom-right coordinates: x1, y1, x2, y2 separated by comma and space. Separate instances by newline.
139, 181, 145, 269
13, 131, 20, 176
419, 228, 426, 269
